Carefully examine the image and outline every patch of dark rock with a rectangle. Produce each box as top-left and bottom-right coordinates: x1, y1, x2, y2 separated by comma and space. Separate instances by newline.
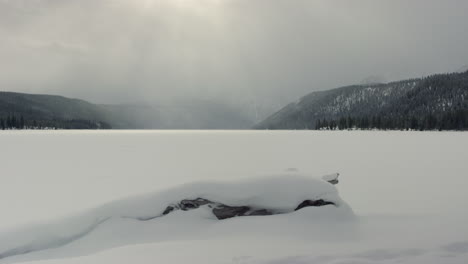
179, 198, 211, 210
162, 206, 175, 215
213, 205, 251, 220
248, 209, 273, 216
328, 179, 339, 185
154, 198, 336, 221
294, 199, 335, 211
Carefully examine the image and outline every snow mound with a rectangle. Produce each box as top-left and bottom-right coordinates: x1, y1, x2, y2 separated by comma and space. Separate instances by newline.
0, 172, 353, 263
322, 173, 339, 185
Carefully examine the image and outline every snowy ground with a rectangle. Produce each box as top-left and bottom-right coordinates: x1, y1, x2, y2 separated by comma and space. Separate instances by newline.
0, 131, 467, 264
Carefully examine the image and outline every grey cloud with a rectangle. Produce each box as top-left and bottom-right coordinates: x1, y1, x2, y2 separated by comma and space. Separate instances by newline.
0, 0, 468, 115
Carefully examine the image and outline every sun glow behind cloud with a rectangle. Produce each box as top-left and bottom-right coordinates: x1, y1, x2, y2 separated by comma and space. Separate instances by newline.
1, 0, 468, 108
136, 0, 226, 15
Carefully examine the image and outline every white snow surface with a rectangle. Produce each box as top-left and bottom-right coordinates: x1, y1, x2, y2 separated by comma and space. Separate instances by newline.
322, 173, 339, 183
0, 130, 468, 264
0, 174, 352, 262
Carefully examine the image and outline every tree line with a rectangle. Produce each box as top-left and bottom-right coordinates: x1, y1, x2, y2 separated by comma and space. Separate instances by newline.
315, 110, 468, 131
1, 114, 112, 130
1, 114, 25, 129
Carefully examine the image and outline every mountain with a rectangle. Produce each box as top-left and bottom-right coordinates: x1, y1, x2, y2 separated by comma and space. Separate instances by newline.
255, 71, 468, 130
0, 92, 256, 129
0, 92, 111, 129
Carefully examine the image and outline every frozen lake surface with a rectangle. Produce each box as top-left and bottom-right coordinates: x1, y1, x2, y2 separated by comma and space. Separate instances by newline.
1, 131, 467, 264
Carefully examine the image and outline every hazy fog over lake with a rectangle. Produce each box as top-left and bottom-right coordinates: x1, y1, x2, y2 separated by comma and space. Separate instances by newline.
1, 0, 468, 116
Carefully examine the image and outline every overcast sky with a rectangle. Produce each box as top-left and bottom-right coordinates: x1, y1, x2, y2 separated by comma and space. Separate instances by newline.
1, 0, 468, 109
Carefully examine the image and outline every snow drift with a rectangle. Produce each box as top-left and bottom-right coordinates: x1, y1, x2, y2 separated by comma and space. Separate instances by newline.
0, 173, 353, 263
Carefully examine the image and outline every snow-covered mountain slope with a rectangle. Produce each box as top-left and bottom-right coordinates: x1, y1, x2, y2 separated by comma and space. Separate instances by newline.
256, 71, 468, 129
0, 174, 353, 263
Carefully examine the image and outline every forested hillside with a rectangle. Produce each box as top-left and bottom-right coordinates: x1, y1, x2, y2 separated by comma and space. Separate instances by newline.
0, 92, 111, 129
256, 71, 468, 130
0, 92, 256, 129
